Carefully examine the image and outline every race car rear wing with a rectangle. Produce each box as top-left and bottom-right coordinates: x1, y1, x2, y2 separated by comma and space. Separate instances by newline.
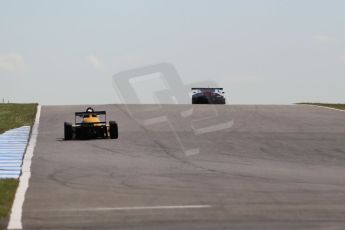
75, 111, 106, 117
74, 111, 107, 125
75, 121, 107, 126
191, 88, 223, 90
191, 88, 225, 94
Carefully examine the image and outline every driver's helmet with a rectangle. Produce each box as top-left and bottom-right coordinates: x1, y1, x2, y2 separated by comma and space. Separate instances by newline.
86, 107, 94, 113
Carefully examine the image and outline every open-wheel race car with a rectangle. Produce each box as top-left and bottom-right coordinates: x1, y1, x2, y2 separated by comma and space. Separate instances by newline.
64, 107, 118, 140
192, 88, 226, 104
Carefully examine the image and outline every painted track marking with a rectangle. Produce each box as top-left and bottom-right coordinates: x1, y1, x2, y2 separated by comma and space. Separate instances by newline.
47, 205, 212, 212
8, 105, 41, 230
299, 104, 345, 112
0, 126, 31, 178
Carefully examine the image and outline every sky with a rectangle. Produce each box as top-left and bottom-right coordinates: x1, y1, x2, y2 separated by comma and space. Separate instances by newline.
0, 0, 344, 105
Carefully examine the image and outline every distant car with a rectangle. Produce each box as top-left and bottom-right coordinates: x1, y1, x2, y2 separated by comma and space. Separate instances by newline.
64, 107, 118, 140
192, 88, 226, 104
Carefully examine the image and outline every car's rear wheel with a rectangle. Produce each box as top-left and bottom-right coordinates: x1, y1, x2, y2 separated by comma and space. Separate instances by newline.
64, 122, 73, 140
109, 121, 118, 139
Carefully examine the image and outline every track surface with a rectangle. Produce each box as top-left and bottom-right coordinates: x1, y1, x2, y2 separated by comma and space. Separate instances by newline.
23, 105, 345, 229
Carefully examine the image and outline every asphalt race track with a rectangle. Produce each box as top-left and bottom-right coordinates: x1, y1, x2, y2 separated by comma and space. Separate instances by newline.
22, 104, 345, 229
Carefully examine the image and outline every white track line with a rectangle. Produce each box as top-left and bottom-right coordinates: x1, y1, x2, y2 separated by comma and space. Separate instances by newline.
53, 205, 212, 212
8, 105, 41, 230
299, 104, 345, 112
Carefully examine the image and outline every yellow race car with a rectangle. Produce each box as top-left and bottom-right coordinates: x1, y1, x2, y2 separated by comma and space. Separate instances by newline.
64, 107, 118, 140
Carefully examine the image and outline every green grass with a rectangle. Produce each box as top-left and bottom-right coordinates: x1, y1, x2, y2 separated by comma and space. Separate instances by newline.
0, 103, 37, 229
297, 103, 345, 110
0, 180, 19, 218
0, 103, 37, 134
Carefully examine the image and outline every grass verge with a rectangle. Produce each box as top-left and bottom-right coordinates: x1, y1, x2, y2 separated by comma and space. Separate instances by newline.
0, 180, 19, 229
297, 103, 345, 110
0, 103, 37, 229
0, 103, 37, 134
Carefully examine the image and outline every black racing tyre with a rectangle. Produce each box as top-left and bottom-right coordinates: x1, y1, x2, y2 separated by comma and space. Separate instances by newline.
192, 96, 209, 104
64, 122, 73, 140
109, 121, 118, 139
